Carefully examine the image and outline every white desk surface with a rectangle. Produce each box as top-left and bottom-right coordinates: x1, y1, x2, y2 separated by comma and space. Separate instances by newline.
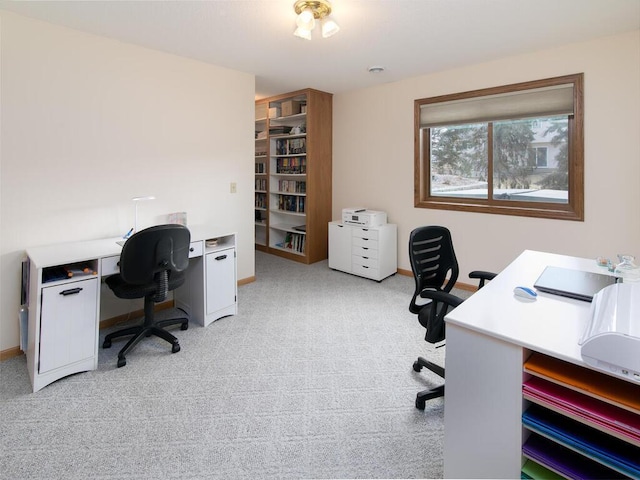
445, 249, 616, 366
26, 224, 234, 269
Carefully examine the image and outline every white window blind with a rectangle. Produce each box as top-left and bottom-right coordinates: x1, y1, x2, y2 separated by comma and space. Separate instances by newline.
420, 84, 574, 127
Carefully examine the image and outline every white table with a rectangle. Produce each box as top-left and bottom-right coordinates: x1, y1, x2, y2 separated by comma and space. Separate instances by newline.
442, 250, 635, 478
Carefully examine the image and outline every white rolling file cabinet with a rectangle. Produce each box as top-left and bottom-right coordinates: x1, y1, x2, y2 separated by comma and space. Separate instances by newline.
328, 221, 397, 281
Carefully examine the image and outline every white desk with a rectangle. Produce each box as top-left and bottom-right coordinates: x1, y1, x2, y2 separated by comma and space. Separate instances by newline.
442, 250, 638, 478
25, 225, 237, 393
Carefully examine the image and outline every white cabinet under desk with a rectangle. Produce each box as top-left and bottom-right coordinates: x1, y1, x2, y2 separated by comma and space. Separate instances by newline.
328, 221, 397, 281
174, 236, 237, 328
24, 226, 236, 392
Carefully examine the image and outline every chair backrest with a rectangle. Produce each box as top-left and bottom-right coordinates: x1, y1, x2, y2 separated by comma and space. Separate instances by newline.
408, 226, 459, 314
119, 224, 191, 287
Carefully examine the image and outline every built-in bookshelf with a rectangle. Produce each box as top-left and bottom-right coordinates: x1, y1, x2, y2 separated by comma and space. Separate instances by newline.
254, 101, 268, 247
254, 88, 332, 264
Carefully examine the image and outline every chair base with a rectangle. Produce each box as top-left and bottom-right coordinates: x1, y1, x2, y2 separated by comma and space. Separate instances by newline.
413, 356, 445, 410
415, 384, 444, 410
103, 307, 189, 367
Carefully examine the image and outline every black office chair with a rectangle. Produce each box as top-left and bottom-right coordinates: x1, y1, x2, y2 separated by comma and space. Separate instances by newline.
102, 224, 191, 368
408, 225, 496, 409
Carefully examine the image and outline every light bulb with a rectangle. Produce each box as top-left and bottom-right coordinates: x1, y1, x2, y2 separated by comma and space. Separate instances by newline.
296, 8, 315, 30
294, 26, 312, 40
321, 17, 339, 38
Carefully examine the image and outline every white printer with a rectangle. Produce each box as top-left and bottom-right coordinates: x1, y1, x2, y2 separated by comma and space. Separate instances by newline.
342, 208, 387, 227
580, 282, 640, 383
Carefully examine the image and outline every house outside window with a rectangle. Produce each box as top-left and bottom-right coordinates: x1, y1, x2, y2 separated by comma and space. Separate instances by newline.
414, 73, 584, 221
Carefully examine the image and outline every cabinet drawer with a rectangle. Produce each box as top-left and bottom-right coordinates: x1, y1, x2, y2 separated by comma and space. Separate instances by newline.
352, 255, 380, 268
101, 255, 120, 277
352, 236, 378, 249
353, 245, 379, 259
352, 263, 380, 280
352, 228, 379, 241
189, 241, 204, 258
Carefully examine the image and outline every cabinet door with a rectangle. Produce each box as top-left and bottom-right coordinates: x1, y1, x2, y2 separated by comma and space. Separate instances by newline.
328, 223, 352, 272
39, 278, 98, 373
205, 248, 236, 315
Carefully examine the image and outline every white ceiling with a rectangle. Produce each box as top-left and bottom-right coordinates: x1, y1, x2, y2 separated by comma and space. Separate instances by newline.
2, 0, 639, 99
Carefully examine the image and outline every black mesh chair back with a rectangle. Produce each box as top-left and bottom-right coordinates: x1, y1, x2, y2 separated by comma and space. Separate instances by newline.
408, 226, 459, 314
103, 224, 191, 368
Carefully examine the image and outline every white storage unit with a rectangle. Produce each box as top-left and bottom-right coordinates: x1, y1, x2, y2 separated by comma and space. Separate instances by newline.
328, 221, 397, 281
174, 234, 237, 327
26, 250, 103, 393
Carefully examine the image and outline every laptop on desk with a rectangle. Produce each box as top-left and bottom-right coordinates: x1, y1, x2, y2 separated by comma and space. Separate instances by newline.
534, 266, 617, 302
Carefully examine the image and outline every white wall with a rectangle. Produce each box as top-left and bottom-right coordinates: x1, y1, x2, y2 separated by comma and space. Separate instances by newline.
333, 31, 640, 281
0, 12, 255, 351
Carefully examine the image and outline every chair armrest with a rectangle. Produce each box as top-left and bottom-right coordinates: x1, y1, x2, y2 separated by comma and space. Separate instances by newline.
418, 290, 464, 343
419, 290, 464, 309
469, 270, 497, 289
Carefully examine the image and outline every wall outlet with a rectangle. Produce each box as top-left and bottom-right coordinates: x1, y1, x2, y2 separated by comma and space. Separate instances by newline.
230, 182, 237, 194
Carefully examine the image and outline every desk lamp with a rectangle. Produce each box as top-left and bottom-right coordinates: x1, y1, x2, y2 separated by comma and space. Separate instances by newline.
131, 195, 155, 235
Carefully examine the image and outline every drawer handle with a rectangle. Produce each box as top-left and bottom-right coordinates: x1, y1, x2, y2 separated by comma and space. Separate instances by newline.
215, 255, 227, 261
362, 266, 369, 269
362, 247, 369, 250
60, 287, 83, 296
363, 257, 369, 259
190, 247, 195, 252
362, 238, 369, 241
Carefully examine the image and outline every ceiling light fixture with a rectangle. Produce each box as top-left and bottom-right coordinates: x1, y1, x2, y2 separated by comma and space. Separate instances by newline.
293, 0, 340, 40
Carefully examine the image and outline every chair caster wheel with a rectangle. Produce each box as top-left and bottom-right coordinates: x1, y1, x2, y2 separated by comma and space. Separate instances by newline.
103, 339, 112, 348
413, 361, 422, 372
117, 357, 126, 368
180, 323, 188, 331
172, 343, 181, 353
415, 397, 426, 410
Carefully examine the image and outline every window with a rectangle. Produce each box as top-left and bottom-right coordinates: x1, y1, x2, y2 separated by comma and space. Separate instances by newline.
414, 74, 584, 220
529, 147, 548, 168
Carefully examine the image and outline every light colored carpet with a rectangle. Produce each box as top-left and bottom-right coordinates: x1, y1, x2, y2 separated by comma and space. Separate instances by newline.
0, 251, 462, 479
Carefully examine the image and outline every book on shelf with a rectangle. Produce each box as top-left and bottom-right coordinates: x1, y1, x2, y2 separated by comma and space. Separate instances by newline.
278, 179, 306, 193
276, 157, 306, 174
269, 126, 289, 136
283, 232, 305, 253
254, 193, 266, 209
277, 195, 305, 213
275, 137, 306, 155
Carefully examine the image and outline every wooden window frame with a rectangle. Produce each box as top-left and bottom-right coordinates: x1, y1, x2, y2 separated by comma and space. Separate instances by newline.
414, 74, 584, 221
